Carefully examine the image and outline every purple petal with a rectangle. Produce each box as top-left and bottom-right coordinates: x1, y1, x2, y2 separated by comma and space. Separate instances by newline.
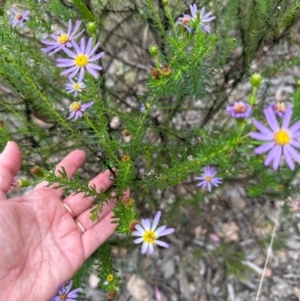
289, 120, 300, 134
281, 106, 292, 130
290, 139, 300, 148
67, 111, 76, 120
141, 218, 151, 230
158, 227, 175, 236
62, 47, 76, 58
89, 51, 105, 62
80, 37, 86, 53
155, 225, 166, 235
190, 4, 197, 17
254, 141, 275, 155
132, 225, 144, 235
81, 101, 94, 110
272, 145, 282, 170
264, 145, 277, 167
249, 132, 273, 141
155, 240, 169, 248
85, 65, 99, 79
65, 281, 73, 294
264, 107, 279, 132
207, 182, 212, 192
61, 66, 79, 77
85, 38, 93, 56
141, 242, 149, 254
57, 59, 75, 67
71, 40, 81, 54
152, 211, 161, 230
252, 119, 273, 136
134, 237, 144, 244
283, 146, 295, 170
68, 288, 82, 296
286, 145, 300, 164
148, 244, 154, 254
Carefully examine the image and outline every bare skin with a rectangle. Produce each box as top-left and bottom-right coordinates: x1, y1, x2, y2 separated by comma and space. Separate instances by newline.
0, 142, 121, 300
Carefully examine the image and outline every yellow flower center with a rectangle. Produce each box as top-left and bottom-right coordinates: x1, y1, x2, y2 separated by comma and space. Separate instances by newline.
233, 103, 246, 113
70, 102, 81, 112
59, 294, 67, 301
58, 34, 69, 45
106, 274, 114, 282
75, 54, 89, 67
205, 176, 212, 182
143, 230, 157, 244
73, 83, 81, 91
274, 130, 290, 146
16, 14, 23, 20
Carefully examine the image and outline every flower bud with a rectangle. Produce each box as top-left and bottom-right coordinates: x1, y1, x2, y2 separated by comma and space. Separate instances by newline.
149, 45, 159, 57
129, 220, 140, 232
161, 64, 171, 77
162, 0, 168, 5
150, 67, 161, 79
297, 79, 300, 86
122, 154, 130, 162
123, 197, 135, 207
30, 165, 44, 177
107, 291, 117, 299
86, 21, 97, 35
10, 178, 31, 188
0, 121, 4, 128
250, 73, 262, 88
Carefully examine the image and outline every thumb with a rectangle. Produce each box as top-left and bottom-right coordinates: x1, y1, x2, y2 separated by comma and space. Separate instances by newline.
0, 141, 22, 198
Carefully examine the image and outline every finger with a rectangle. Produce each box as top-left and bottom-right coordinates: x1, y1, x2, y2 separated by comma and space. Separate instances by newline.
75, 200, 115, 231
82, 211, 118, 259
0, 142, 22, 199
63, 169, 114, 216
34, 150, 86, 197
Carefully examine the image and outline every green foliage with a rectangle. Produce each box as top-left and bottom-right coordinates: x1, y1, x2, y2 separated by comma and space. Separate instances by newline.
1, 0, 300, 297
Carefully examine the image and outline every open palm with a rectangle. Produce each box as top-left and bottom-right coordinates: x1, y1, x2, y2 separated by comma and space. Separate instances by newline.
0, 142, 120, 300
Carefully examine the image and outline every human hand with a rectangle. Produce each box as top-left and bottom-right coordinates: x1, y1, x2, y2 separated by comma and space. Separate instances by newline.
0, 142, 120, 300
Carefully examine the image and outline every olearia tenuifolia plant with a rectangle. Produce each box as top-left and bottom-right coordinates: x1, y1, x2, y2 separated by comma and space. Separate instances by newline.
1, 0, 300, 298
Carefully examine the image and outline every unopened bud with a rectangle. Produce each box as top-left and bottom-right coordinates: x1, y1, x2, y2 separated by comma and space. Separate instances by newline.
250, 73, 262, 88
87, 21, 97, 35
149, 45, 159, 57
0, 121, 4, 128
162, 0, 168, 5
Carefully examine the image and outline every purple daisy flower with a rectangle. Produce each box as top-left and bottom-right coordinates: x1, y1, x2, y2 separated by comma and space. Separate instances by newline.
178, 4, 215, 33
65, 72, 86, 97
67, 101, 94, 121
196, 166, 222, 192
51, 280, 82, 301
9, 8, 30, 28
227, 101, 251, 118
41, 20, 84, 55
249, 106, 300, 170
57, 37, 105, 79
268, 102, 286, 118
132, 211, 175, 255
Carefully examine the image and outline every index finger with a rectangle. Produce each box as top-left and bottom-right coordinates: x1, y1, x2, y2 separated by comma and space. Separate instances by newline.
34, 150, 86, 198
